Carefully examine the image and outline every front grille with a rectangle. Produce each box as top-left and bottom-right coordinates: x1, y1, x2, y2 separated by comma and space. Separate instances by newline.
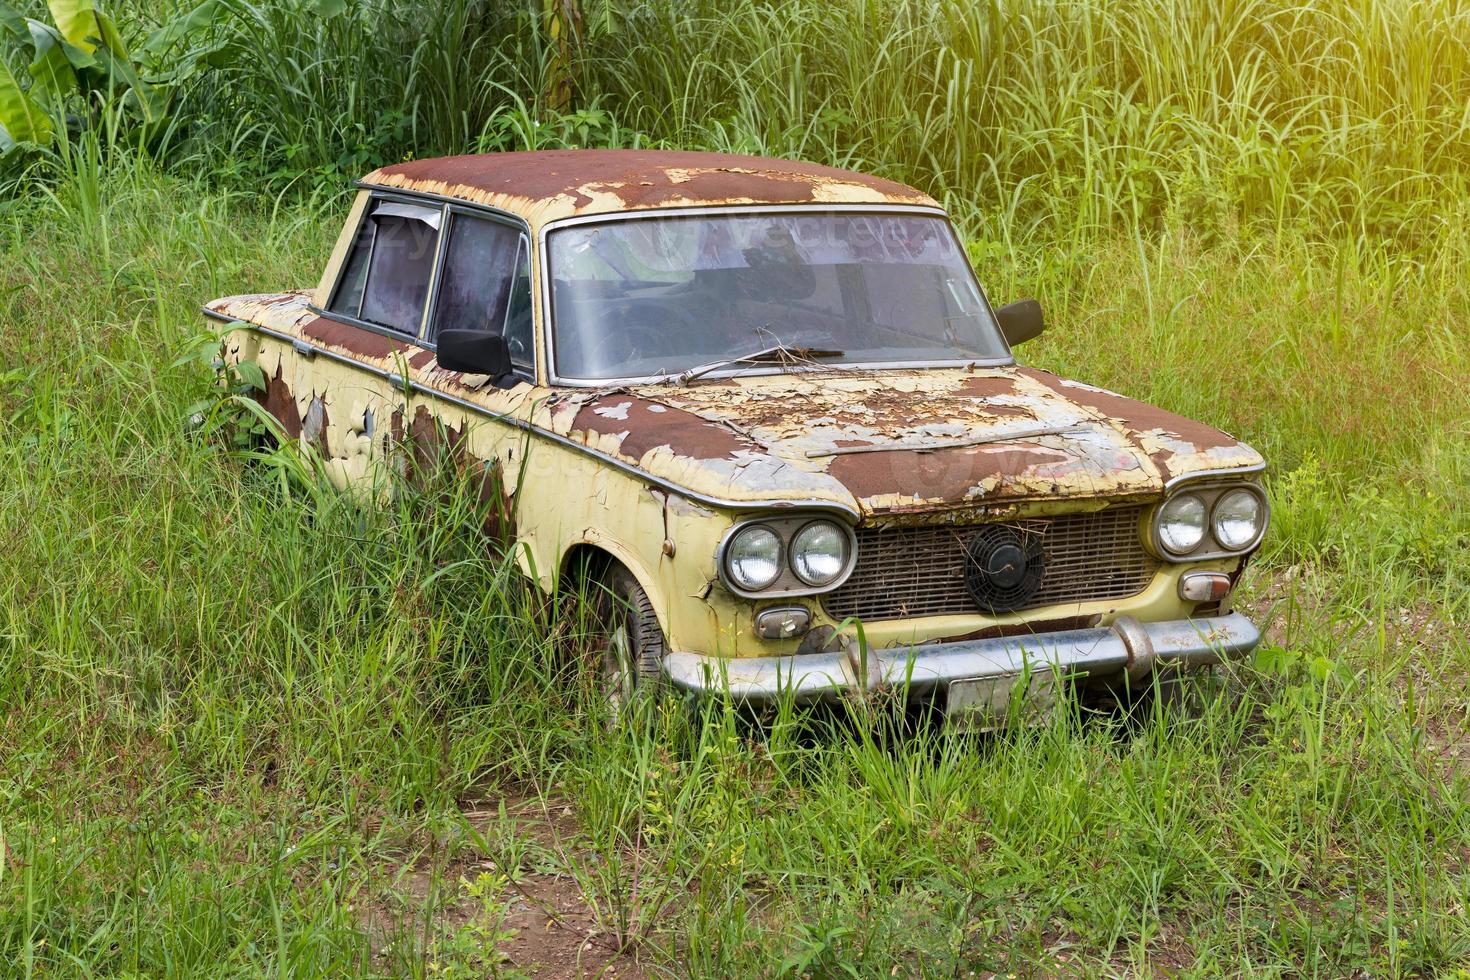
823, 506, 1160, 621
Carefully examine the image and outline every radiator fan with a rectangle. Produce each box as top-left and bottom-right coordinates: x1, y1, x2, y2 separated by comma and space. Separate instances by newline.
963, 525, 1045, 613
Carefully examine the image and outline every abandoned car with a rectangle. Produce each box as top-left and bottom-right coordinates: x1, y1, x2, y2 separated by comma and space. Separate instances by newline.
204, 149, 1267, 720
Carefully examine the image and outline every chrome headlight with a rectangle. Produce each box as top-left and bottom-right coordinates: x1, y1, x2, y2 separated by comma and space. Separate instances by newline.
724, 524, 783, 591
1157, 493, 1207, 554
719, 515, 858, 597
790, 520, 850, 587
1212, 487, 1265, 550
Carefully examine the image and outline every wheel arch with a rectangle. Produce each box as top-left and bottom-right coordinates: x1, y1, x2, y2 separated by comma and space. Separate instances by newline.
556, 537, 671, 639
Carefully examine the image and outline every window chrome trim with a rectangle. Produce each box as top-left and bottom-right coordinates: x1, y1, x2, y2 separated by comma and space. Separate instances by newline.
1162, 462, 1267, 492
536, 203, 1016, 388
416, 205, 451, 339
323, 190, 446, 339
207, 311, 861, 521
327, 204, 377, 320
504, 236, 535, 374
421, 204, 531, 345
353, 181, 529, 226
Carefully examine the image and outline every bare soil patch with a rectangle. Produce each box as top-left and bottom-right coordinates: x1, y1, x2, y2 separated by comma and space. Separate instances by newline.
363, 793, 647, 978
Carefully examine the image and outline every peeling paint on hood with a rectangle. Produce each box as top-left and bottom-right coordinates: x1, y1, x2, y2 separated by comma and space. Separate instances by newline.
554, 368, 1263, 517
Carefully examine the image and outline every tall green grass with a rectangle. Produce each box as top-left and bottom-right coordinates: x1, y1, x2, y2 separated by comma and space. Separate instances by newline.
87, 0, 1470, 253
2, 0, 1469, 974
579, 0, 1470, 250
2, 150, 1467, 974
61, 0, 1470, 257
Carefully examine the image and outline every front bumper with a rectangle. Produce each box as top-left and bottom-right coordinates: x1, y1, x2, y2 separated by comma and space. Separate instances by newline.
661, 612, 1260, 705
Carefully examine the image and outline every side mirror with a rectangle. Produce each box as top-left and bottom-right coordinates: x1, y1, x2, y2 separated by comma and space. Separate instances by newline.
996, 299, 1045, 347
436, 329, 513, 379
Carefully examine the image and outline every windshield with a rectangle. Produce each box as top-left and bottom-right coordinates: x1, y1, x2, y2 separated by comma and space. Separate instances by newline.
547, 210, 1009, 381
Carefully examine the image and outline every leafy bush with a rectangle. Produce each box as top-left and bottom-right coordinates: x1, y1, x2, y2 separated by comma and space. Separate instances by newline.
0, 0, 228, 174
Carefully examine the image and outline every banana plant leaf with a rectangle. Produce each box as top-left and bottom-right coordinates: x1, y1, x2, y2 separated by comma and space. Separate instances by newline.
0, 59, 52, 145
0, 3, 22, 37
26, 19, 86, 97
46, 0, 127, 58
142, 0, 224, 61
92, 46, 160, 122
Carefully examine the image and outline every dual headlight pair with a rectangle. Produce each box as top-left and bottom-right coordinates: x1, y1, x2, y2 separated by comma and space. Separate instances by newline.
1155, 485, 1267, 557
720, 486, 1264, 595
722, 518, 854, 594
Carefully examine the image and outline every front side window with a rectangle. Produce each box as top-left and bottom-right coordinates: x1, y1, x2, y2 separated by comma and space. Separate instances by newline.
430, 214, 520, 338
547, 210, 1009, 381
330, 200, 442, 335
503, 247, 534, 372
429, 213, 534, 375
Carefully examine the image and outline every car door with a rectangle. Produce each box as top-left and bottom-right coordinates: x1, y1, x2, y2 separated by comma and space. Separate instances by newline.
404, 207, 538, 542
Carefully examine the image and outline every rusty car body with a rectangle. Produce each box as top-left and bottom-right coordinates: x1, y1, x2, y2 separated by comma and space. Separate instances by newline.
204, 149, 1267, 720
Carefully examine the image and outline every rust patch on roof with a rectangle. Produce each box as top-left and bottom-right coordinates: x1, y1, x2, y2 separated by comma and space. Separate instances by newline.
364, 150, 937, 229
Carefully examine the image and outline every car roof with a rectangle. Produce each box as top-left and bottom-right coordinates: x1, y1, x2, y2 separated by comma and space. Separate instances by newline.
360, 149, 939, 231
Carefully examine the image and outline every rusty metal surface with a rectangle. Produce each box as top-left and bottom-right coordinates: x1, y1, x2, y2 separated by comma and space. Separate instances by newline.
255, 362, 303, 438
1013, 368, 1259, 484
208, 199, 1261, 664
361, 150, 937, 230
549, 368, 1263, 519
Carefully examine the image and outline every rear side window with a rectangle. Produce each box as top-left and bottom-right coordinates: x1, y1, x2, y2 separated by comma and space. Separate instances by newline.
330, 200, 443, 335
332, 219, 372, 316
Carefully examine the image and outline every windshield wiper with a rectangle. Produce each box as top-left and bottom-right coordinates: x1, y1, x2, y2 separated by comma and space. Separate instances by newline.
660, 343, 845, 386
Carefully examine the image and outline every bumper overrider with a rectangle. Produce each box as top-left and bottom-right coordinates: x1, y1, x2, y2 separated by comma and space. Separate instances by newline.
662, 613, 1261, 705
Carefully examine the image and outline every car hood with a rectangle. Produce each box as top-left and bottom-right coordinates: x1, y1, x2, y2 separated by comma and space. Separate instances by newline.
552, 366, 1263, 518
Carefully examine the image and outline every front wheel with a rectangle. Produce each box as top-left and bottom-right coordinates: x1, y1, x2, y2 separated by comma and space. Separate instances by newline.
587, 563, 667, 717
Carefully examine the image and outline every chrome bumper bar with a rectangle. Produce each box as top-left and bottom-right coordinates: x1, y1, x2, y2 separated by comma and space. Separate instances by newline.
661, 613, 1261, 704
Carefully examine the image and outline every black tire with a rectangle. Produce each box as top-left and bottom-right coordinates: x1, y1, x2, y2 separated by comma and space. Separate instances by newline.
588, 563, 667, 714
